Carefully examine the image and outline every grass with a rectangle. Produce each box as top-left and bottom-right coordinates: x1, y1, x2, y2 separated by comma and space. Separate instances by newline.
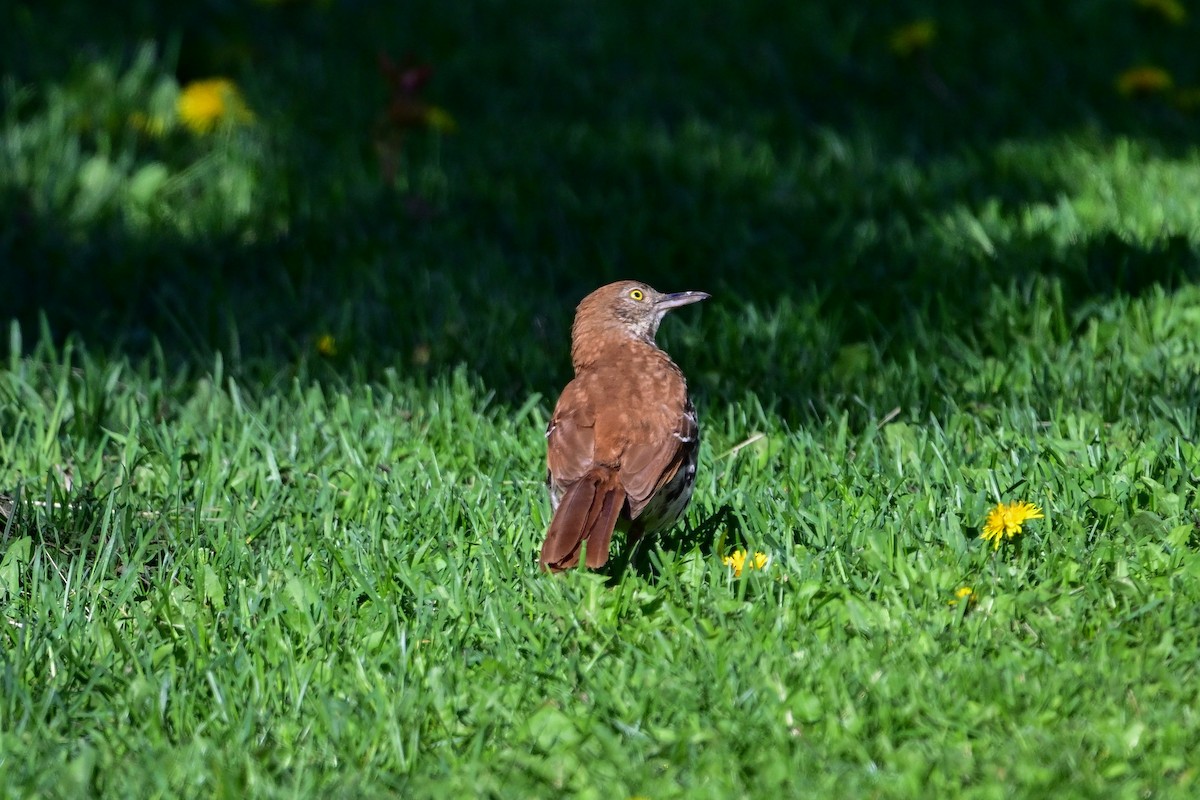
2, 0, 1200, 796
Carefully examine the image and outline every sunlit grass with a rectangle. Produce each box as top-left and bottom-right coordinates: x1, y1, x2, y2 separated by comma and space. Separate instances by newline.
2, 1, 1200, 797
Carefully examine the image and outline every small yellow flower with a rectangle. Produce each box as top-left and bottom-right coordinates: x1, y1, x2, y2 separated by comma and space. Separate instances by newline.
949, 586, 976, 607
177, 78, 254, 135
723, 549, 768, 577
423, 105, 458, 134
889, 20, 937, 58
981, 501, 1044, 549
316, 334, 338, 357
1116, 66, 1174, 97
1134, 0, 1187, 24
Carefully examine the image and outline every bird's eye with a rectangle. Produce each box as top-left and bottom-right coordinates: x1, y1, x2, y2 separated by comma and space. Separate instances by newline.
628, 288, 645, 301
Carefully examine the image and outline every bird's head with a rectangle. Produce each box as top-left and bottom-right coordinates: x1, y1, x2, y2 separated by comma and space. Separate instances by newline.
571, 280, 709, 365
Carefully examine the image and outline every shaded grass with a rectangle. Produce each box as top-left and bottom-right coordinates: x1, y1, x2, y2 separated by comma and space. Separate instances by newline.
3, 1, 1200, 399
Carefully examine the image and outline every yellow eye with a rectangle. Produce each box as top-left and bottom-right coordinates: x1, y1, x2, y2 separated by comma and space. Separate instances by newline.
629, 288, 645, 301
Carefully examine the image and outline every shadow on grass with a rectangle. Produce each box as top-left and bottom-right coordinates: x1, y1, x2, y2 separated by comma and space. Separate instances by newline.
5, 177, 1196, 423
604, 504, 741, 583
3, 0, 1200, 421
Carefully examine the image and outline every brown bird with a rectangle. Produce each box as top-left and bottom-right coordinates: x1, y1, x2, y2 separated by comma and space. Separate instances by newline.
540, 280, 709, 571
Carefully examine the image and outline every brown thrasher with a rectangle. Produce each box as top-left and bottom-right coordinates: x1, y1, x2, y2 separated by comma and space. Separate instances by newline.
539, 280, 709, 571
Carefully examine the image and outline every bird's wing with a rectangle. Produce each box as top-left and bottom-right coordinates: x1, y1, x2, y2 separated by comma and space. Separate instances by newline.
546, 381, 596, 485
619, 396, 698, 517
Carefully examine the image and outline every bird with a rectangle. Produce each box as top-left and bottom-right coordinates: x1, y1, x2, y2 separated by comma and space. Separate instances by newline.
539, 280, 709, 572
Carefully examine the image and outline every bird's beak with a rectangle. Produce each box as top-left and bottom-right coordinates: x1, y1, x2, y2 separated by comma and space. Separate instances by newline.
655, 291, 710, 311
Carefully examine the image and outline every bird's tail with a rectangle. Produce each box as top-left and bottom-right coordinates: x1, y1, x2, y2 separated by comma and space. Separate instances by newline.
540, 469, 626, 571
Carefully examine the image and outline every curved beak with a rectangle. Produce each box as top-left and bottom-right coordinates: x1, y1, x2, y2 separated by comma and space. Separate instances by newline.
655, 291, 710, 311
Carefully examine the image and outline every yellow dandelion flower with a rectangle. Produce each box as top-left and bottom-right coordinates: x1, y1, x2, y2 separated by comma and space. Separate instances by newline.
723, 549, 769, 577
423, 105, 458, 134
1134, 0, 1187, 24
316, 334, 338, 357
1116, 66, 1174, 97
981, 501, 1044, 549
949, 586, 976, 607
889, 20, 937, 58
177, 78, 254, 135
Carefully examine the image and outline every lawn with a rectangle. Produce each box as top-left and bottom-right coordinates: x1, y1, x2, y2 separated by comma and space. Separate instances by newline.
2, 1, 1200, 797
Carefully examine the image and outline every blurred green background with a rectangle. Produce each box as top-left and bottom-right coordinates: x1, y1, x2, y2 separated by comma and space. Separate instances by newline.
4, 0, 1198, 418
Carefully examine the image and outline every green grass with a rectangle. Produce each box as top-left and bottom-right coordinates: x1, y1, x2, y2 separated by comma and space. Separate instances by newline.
2, 1, 1200, 797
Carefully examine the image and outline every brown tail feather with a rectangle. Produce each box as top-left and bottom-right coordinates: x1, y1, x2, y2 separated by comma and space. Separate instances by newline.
540, 470, 626, 571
